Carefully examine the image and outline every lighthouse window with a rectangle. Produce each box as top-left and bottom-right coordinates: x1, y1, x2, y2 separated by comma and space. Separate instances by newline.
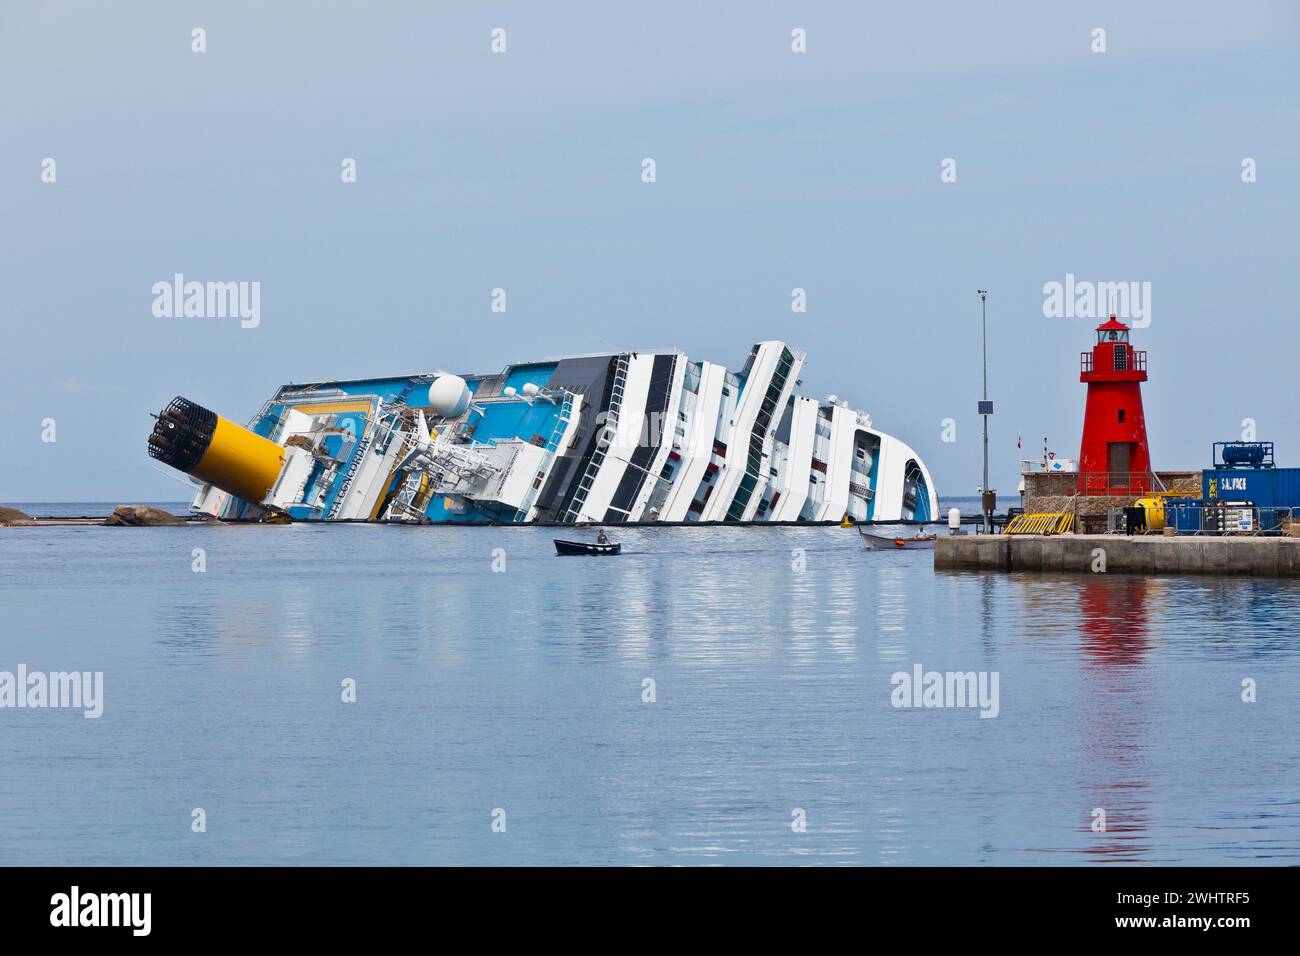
1113, 347, 1128, 371
1117, 409, 1125, 423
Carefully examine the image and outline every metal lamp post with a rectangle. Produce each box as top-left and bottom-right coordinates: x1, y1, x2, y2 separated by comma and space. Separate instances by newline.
978, 290, 994, 534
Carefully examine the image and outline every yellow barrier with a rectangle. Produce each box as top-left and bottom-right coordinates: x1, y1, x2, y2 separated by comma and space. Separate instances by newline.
1004, 512, 1074, 535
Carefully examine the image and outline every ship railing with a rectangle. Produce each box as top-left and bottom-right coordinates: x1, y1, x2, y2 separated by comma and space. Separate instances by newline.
383, 471, 425, 522
250, 392, 385, 445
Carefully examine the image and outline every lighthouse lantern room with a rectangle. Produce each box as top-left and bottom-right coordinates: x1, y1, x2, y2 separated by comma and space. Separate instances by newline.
1078, 316, 1151, 495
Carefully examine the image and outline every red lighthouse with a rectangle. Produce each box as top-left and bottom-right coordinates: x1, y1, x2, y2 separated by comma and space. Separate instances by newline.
1078, 316, 1151, 495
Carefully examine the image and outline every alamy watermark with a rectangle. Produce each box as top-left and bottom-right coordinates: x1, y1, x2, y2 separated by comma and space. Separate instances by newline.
152, 274, 260, 328
0, 665, 103, 718
891, 663, 999, 718
50, 886, 150, 936
1042, 273, 1150, 327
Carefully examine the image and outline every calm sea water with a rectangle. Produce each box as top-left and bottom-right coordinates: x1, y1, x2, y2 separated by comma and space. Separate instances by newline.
2, 500, 1297, 866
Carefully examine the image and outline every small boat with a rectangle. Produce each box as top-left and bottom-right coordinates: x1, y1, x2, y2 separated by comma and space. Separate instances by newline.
858, 527, 937, 550
554, 538, 621, 556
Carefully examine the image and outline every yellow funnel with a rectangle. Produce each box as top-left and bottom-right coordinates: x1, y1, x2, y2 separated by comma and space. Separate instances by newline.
148, 397, 285, 505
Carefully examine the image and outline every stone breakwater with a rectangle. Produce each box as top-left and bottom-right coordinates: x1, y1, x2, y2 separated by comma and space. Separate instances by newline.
936, 533, 1300, 578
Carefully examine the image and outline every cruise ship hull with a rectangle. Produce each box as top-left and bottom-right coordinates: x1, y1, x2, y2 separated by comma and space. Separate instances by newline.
149, 341, 939, 525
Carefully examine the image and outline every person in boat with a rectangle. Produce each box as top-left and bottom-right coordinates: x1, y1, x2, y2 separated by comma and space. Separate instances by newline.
596, 529, 609, 545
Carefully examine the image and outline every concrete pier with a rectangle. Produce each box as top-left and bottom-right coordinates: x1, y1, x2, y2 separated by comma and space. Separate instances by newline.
935, 533, 1300, 578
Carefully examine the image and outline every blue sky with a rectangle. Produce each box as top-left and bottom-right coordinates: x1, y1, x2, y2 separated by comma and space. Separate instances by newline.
2, 1, 1297, 501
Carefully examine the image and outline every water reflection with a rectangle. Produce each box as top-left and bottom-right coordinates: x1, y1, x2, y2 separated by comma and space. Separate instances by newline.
1077, 575, 1157, 666
1075, 575, 1155, 861
4, 523, 1298, 865
874, 564, 910, 660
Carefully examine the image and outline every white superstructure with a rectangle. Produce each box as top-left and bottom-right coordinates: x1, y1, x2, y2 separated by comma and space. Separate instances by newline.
168, 339, 939, 524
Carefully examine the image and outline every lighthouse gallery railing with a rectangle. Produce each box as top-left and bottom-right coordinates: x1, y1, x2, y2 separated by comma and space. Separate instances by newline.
1080, 350, 1147, 374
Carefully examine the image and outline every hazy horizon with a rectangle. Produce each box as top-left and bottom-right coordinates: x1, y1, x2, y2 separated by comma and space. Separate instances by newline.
3, 1, 1298, 502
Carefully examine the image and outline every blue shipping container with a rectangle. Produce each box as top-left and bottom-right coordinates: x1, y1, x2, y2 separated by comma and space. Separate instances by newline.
1202, 467, 1300, 509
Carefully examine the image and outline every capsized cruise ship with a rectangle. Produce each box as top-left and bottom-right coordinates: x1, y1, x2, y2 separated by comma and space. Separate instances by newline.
147, 341, 938, 524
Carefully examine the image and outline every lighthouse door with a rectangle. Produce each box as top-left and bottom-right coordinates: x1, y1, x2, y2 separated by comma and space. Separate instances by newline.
1107, 442, 1132, 489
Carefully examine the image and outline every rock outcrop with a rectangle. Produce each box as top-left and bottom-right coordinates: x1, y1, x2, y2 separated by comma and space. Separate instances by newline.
103, 504, 187, 527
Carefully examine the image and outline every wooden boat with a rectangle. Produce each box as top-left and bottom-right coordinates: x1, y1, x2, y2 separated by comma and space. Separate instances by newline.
554, 539, 621, 556
858, 527, 938, 550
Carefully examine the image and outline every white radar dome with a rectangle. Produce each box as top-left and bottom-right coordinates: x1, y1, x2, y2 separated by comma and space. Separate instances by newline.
416, 375, 472, 417
521, 382, 539, 397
